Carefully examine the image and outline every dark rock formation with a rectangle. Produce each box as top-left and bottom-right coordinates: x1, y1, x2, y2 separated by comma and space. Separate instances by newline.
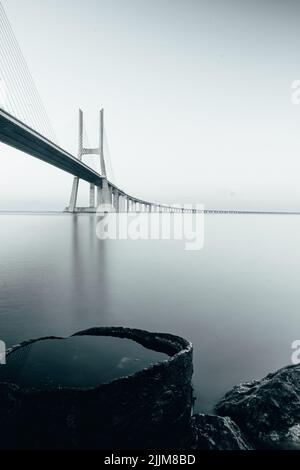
215, 364, 300, 449
0, 327, 193, 450
190, 414, 252, 450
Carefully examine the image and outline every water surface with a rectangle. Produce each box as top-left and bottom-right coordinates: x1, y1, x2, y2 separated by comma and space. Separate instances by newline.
0, 212, 299, 412
0, 336, 168, 389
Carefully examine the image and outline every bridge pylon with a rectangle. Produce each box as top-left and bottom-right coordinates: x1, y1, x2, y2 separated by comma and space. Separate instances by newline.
66, 108, 111, 212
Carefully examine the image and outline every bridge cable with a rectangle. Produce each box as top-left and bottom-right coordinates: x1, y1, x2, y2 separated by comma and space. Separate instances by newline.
0, 12, 33, 127
0, 8, 43, 134
0, 2, 56, 142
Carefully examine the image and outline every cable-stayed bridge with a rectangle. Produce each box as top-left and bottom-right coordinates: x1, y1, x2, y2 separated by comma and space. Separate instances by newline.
0, 2, 197, 214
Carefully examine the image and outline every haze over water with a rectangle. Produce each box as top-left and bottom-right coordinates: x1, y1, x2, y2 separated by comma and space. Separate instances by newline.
0, 212, 299, 412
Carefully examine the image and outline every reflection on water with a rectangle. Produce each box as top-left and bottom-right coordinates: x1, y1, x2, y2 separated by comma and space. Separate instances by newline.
0, 336, 168, 389
0, 213, 300, 412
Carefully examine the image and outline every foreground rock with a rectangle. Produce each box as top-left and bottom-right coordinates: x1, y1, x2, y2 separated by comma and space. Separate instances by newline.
0, 327, 193, 449
215, 364, 300, 449
190, 414, 252, 450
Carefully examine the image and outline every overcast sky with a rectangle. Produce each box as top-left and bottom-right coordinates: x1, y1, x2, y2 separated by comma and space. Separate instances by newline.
1, 0, 300, 211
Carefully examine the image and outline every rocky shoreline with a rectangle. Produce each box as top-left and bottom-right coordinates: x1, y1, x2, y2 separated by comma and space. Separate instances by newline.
213, 364, 300, 450
188, 362, 300, 450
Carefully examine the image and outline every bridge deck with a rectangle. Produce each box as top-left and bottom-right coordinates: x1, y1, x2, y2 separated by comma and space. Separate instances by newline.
0, 109, 104, 186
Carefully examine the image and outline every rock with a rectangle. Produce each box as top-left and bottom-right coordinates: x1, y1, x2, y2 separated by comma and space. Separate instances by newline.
215, 364, 300, 449
190, 414, 252, 450
0, 327, 193, 450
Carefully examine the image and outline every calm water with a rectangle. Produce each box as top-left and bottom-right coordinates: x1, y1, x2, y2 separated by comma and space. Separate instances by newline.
0, 336, 168, 389
0, 212, 299, 412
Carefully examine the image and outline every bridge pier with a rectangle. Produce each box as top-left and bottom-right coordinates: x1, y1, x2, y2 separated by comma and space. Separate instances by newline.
118, 195, 124, 212
113, 189, 119, 212
122, 196, 126, 212
66, 108, 110, 213
90, 183, 95, 208
68, 176, 80, 212
97, 179, 112, 208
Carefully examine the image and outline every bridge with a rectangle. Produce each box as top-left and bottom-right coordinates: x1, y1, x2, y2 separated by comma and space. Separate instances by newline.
0, 2, 197, 215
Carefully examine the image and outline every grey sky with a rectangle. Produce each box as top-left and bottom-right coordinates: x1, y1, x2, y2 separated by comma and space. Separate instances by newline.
1, 0, 300, 210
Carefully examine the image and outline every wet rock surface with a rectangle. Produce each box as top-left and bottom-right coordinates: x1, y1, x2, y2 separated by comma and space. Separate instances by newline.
215, 364, 300, 449
0, 327, 193, 450
190, 414, 252, 450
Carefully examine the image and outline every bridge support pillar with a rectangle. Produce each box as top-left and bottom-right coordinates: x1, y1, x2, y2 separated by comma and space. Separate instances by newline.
113, 189, 119, 212
120, 196, 126, 212
90, 184, 95, 208
97, 178, 111, 208
68, 176, 79, 212
66, 108, 113, 213
97, 185, 101, 207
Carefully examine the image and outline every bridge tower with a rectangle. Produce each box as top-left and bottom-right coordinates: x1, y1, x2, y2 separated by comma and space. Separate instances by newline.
66, 109, 111, 212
